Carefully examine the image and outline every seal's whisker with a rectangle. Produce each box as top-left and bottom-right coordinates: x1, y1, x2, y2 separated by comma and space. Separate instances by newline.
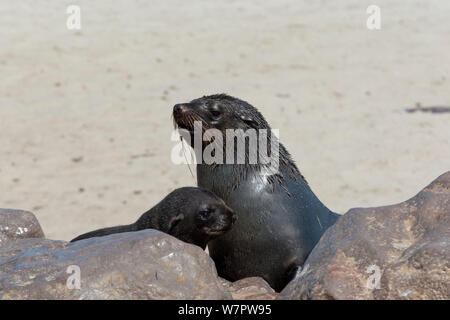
181, 139, 196, 180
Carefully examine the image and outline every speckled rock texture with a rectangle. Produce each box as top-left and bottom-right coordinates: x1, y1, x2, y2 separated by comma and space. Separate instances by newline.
280, 172, 450, 300
0, 230, 231, 300
221, 277, 277, 300
0, 209, 45, 245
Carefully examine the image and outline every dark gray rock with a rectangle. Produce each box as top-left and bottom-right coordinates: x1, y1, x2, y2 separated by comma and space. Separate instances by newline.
280, 172, 450, 300
0, 209, 45, 245
0, 230, 231, 299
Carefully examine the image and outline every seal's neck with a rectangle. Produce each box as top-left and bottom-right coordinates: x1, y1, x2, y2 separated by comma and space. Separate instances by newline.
134, 204, 167, 231
196, 140, 306, 195
196, 146, 339, 228
196, 160, 301, 199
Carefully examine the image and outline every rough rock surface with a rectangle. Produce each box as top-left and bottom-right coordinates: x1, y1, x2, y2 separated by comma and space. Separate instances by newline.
0, 209, 45, 245
221, 277, 277, 300
0, 230, 231, 300
280, 172, 450, 300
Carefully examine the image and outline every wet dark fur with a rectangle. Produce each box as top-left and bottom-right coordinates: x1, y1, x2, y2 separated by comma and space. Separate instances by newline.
71, 187, 236, 249
173, 94, 340, 291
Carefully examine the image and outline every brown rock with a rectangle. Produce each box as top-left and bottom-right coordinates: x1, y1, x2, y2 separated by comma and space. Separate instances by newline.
0, 230, 231, 300
279, 172, 450, 300
0, 209, 45, 245
221, 277, 277, 300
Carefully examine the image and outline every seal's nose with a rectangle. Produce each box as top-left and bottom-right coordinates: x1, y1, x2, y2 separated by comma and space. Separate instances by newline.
173, 103, 188, 115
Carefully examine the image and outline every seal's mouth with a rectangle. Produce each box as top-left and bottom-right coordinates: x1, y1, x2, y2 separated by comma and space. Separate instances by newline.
173, 103, 194, 131
201, 211, 236, 236
202, 225, 233, 236
172, 113, 192, 132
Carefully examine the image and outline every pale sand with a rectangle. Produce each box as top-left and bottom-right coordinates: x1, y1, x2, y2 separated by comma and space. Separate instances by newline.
1, 1, 449, 240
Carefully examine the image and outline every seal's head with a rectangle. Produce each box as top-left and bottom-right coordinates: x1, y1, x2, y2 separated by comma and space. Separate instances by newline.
157, 187, 237, 248
172, 94, 303, 182
173, 94, 270, 136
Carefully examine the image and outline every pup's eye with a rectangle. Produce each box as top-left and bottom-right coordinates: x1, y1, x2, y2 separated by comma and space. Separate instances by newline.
199, 209, 213, 220
210, 110, 221, 118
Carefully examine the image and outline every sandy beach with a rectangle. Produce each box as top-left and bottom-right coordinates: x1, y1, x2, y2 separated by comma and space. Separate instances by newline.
1, 0, 449, 241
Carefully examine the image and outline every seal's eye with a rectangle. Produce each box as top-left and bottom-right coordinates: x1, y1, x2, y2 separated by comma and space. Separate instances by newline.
210, 109, 221, 118
199, 208, 213, 220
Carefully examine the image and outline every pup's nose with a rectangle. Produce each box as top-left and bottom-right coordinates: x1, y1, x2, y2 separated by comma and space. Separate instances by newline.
173, 103, 188, 114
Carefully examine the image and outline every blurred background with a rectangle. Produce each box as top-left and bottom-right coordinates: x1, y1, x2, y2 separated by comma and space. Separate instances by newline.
0, 0, 449, 240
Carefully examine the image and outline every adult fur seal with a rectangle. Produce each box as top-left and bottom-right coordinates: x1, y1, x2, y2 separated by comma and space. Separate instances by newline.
173, 94, 340, 291
71, 187, 236, 249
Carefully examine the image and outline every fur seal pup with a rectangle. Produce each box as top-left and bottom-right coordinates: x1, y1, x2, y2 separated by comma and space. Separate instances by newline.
71, 187, 236, 249
173, 94, 340, 291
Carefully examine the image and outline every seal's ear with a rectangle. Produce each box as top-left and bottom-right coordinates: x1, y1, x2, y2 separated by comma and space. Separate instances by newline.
240, 114, 257, 128
168, 214, 184, 233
